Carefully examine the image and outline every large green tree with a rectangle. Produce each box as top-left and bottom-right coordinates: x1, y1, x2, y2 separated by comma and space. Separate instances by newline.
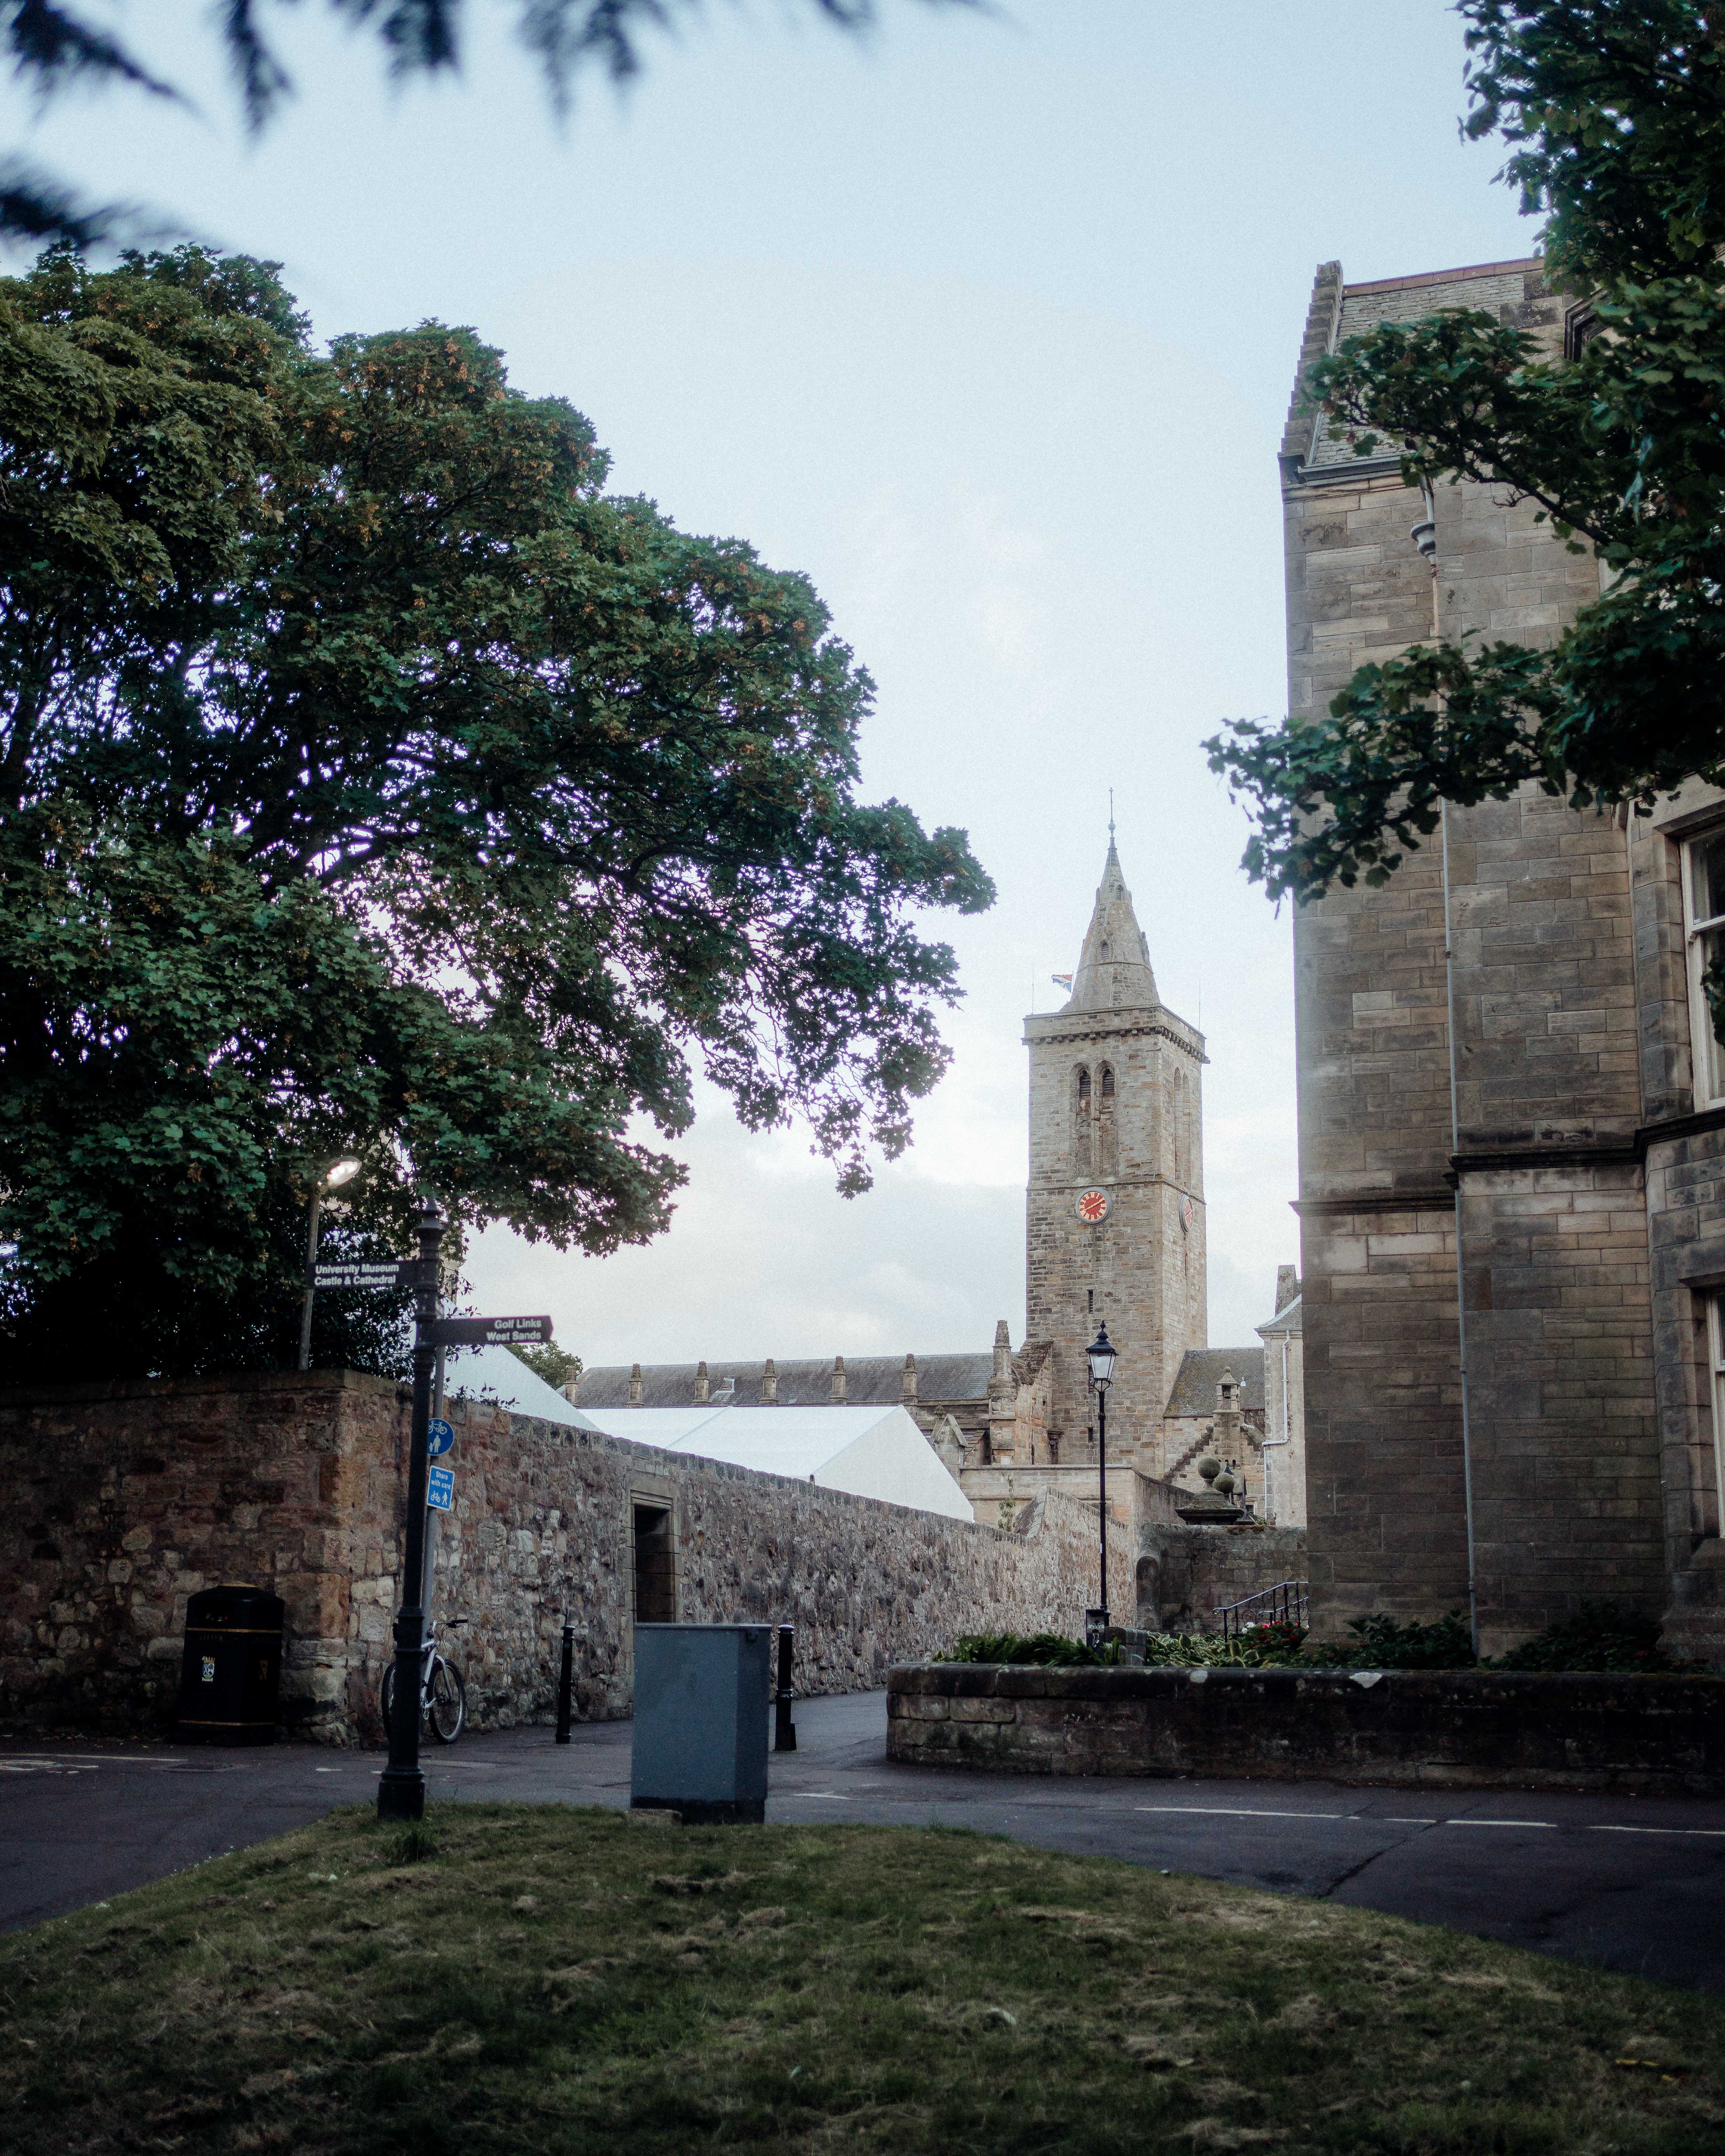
0, 243, 991, 1377
1209, 0, 1725, 902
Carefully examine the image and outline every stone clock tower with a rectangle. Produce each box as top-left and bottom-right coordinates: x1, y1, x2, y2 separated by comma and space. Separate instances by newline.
1023, 839, 1206, 1470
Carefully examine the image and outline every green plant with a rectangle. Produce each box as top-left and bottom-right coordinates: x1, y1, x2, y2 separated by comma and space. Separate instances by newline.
387, 1823, 441, 1865
1490, 1601, 1676, 1673
936, 1633, 1119, 1668
1332, 1611, 1477, 1671
1234, 1618, 1309, 1665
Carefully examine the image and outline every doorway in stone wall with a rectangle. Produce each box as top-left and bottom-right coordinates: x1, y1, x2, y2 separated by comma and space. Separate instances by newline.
633, 1502, 676, 1623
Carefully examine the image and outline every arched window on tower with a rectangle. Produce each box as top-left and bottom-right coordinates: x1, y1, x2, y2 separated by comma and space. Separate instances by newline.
1172, 1065, 1186, 1183
1073, 1065, 1092, 1172
1098, 1062, 1117, 1173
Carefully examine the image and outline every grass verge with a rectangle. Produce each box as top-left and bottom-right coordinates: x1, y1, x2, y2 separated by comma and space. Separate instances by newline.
1, 1803, 1721, 2153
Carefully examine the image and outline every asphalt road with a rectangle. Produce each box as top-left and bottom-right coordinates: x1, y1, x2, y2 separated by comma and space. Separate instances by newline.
6, 1691, 1725, 1995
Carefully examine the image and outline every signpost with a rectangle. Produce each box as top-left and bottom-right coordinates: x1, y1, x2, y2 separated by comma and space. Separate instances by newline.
373, 1228, 556, 1823
431, 1314, 553, 1348
308, 1258, 418, 1293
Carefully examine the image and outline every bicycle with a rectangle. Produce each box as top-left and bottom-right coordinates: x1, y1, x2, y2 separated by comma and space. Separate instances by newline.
380, 1616, 468, 1744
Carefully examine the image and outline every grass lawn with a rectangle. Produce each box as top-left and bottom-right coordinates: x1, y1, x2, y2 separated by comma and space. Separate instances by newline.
1, 1804, 1721, 2154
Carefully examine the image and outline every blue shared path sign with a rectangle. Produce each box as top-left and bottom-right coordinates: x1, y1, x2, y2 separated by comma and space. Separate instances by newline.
426, 1419, 454, 1458
427, 1466, 454, 1512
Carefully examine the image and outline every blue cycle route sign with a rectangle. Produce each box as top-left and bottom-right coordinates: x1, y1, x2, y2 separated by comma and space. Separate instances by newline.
427, 1465, 455, 1512
426, 1418, 454, 1458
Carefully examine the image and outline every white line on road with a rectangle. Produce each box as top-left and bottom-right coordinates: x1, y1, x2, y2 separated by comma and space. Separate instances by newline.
1134, 1806, 1346, 1821
1443, 1819, 1557, 1829
1383, 1817, 1440, 1824
1589, 1824, 1725, 1837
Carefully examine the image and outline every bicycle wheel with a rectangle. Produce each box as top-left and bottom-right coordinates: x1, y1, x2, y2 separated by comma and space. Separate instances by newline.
380, 1660, 400, 1739
428, 1656, 466, 1743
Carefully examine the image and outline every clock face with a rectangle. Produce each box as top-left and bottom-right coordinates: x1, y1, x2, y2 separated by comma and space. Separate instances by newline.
1075, 1188, 1110, 1225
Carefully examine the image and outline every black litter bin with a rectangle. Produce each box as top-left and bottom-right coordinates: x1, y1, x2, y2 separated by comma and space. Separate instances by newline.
176, 1584, 284, 1745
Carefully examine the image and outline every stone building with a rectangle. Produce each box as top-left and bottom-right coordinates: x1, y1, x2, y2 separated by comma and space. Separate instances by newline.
1283, 254, 1725, 1657
578, 840, 1307, 1537
1024, 836, 1208, 1469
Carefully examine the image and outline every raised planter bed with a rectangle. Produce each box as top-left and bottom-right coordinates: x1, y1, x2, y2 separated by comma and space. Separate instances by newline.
886, 1661, 1725, 1795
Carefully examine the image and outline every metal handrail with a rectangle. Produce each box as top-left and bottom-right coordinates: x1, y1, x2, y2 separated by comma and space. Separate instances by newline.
1213, 1578, 1309, 1641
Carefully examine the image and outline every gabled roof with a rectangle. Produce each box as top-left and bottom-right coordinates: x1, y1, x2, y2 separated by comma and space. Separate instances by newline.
573, 1354, 993, 1410
1162, 1347, 1265, 1419
1257, 1294, 1303, 1338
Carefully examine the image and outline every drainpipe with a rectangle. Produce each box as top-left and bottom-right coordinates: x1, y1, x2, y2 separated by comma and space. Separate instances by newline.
1420, 483, 1481, 1656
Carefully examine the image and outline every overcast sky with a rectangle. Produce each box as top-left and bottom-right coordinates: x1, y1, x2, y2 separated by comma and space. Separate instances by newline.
11, 1, 1535, 1371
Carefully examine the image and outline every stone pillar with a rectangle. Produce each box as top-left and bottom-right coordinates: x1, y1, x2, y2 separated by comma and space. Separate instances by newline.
761, 1359, 778, 1405
628, 1362, 642, 1406
831, 1356, 847, 1404
693, 1361, 709, 1404
987, 1319, 1020, 1463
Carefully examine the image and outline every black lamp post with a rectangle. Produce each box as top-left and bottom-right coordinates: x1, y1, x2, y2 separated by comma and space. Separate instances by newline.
378, 1195, 445, 1822
1086, 1321, 1118, 1638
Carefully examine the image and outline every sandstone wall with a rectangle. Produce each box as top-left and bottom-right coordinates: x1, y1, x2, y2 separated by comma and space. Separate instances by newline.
1136, 1526, 1310, 1635
887, 1661, 1725, 1794
1285, 259, 1669, 1653
0, 1370, 1136, 1743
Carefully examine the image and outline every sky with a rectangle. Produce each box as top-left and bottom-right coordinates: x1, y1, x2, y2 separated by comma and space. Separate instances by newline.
8, 0, 1537, 1370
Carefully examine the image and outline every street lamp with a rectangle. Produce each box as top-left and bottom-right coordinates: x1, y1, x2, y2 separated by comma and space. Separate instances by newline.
1086, 1321, 1118, 1640
297, 1156, 362, 1371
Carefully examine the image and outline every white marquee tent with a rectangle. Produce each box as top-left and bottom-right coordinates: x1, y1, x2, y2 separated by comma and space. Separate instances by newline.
438, 1350, 970, 1522
566, 1401, 972, 1521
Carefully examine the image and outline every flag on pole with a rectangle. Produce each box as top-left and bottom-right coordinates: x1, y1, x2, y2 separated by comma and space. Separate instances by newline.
1052, 972, 1073, 991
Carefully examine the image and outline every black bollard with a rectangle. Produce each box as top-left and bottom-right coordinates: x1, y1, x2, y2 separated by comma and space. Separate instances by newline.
774, 1623, 796, 1752
556, 1619, 575, 1744
556, 1613, 578, 1742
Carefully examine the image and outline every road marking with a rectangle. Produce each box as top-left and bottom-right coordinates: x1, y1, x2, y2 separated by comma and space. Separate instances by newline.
1444, 1819, 1557, 1829
1589, 1824, 1725, 1838
1134, 1805, 1346, 1821
1383, 1817, 1439, 1824
791, 1792, 854, 1801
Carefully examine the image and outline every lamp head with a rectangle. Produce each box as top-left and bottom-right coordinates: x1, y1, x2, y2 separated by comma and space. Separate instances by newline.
1085, 1321, 1117, 1389
322, 1157, 362, 1191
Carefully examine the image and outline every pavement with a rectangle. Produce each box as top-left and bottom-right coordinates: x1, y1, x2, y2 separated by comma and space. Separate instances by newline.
6, 1690, 1725, 1995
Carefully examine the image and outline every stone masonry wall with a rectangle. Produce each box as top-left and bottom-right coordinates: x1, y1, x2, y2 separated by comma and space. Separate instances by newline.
0, 1371, 1136, 1743
1136, 1526, 1310, 1635
1287, 259, 1667, 1653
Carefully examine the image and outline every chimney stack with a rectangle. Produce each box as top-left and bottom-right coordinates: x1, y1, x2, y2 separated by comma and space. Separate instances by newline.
831, 1355, 847, 1404
694, 1360, 709, 1404
628, 1362, 642, 1406
902, 1352, 918, 1406
761, 1358, 778, 1405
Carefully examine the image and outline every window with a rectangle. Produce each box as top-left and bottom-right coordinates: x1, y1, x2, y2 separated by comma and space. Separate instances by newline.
1685, 832, 1725, 1106
1707, 1299, 1725, 1540
1048, 1433, 1060, 1465
1100, 1066, 1114, 1098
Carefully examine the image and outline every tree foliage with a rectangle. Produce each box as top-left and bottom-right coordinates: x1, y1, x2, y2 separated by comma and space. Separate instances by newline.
0, 0, 972, 251
0, 244, 991, 1377
1208, 0, 1725, 901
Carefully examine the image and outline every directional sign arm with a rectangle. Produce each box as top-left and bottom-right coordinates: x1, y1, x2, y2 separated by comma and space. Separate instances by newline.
431, 1314, 553, 1348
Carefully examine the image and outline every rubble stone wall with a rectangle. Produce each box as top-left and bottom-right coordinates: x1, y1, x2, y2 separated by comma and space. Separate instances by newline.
0, 1370, 1136, 1743
888, 1661, 1725, 1794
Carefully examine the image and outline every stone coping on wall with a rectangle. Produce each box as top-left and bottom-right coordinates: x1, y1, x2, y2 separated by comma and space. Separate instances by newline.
886, 1662, 1725, 1795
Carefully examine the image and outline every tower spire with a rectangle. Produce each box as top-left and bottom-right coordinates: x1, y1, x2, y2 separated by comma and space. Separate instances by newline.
1059, 837, 1158, 1013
